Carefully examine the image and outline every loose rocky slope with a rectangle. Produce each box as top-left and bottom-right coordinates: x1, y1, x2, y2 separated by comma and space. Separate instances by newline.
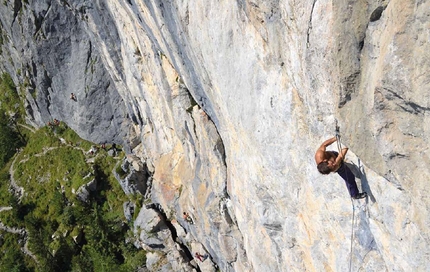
0, 0, 429, 271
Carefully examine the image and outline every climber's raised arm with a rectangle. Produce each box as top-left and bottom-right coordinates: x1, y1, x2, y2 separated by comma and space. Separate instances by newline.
315, 136, 337, 164
334, 147, 348, 167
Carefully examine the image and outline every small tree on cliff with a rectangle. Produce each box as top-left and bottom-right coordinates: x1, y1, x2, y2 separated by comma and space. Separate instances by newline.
0, 111, 23, 168
0, 73, 26, 167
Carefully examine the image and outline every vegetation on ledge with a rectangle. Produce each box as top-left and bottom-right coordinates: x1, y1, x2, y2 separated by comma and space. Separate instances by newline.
0, 73, 145, 271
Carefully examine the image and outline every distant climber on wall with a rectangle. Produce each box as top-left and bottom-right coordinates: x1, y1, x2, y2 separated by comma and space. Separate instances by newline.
315, 136, 367, 199
70, 93, 77, 101
183, 212, 194, 224
195, 252, 208, 262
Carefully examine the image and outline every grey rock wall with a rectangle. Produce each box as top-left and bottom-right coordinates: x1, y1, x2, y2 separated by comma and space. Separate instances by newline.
0, 0, 130, 145
1, 0, 429, 271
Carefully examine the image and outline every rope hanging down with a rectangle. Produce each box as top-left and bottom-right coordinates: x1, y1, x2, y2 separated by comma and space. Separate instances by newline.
335, 119, 355, 272
349, 200, 355, 272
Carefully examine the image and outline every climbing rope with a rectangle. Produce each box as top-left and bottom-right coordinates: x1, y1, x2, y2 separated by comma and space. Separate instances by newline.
335, 119, 342, 158
349, 198, 355, 272
335, 119, 355, 272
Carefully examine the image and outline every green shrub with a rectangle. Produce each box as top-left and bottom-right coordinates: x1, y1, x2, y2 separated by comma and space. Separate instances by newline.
0, 112, 23, 168
0, 73, 25, 119
0, 233, 31, 272
116, 163, 127, 179
0, 119, 146, 271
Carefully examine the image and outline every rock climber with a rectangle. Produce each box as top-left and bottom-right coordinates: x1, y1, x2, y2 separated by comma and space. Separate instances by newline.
183, 212, 194, 224
195, 252, 208, 262
70, 93, 77, 101
315, 136, 367, 199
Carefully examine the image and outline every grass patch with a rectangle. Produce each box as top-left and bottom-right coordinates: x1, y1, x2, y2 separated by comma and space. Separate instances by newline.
0, 72, 145, 271
0, 232, 33, 271
0, 121, 145, 271
0, 73, 24, 118
0, 73, 26, 168
115, 162, 128, 179
57, 124, 93, 151
15, 146, 91, 200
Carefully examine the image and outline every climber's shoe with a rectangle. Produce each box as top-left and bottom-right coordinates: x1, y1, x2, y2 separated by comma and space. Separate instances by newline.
352, 192, 367, 199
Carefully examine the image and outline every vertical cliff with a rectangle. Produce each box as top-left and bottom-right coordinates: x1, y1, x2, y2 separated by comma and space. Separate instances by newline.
0, 0, 429, 271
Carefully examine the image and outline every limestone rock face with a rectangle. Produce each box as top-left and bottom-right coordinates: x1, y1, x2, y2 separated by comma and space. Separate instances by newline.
133, 205, 200, 271
115, 157, 150, 196
1, 0, 430, 271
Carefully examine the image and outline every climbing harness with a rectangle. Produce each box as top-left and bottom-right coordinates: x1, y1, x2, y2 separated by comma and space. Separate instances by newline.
335, 119, 355, 272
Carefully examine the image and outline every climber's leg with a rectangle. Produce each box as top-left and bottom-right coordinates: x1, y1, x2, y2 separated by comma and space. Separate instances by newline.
336, 163, 359, 197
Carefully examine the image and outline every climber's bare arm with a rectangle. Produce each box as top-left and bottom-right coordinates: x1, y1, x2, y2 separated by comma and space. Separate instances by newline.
315, 137, 337, 164
320, 137, 337, 149
334, 147, 348, 168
